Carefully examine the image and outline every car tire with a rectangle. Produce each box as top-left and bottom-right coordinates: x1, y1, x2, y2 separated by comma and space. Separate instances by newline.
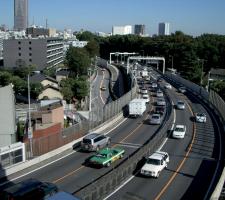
156, 171, 160, 178
96, 146, 100, 152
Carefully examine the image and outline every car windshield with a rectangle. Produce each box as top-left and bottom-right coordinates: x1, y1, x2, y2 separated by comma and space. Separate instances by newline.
197, 113, 205, 117
96, 153, 107, 158
147, 158, 161, 165
152, 115, 159, 119
175, 127, 184, 132
178, 102, 184, 105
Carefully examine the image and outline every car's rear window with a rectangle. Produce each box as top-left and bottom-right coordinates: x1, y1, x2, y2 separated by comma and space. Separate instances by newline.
83, 139, 91, 144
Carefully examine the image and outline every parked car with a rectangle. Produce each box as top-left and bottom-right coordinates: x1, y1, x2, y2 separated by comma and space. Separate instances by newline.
176, 100, 185, 110
172, 125, 186, 139
87, 147, 125, 167
156, 98, 166, 106
149, 114, 161, 125
195, 113, 207, 123
81, 133, 111, 152
140, 151, 169, 178
178, 86, 186, 93
164, 83, 172, 89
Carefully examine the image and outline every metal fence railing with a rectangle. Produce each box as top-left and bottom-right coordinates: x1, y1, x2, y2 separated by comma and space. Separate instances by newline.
163, 72, 225, 200
25, 58, 137, 158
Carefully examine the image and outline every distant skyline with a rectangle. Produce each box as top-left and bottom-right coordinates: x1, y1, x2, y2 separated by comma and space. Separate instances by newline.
1, 0, 225, 36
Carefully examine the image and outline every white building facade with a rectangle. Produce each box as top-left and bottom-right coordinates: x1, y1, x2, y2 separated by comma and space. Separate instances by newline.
112, 25, 132, 35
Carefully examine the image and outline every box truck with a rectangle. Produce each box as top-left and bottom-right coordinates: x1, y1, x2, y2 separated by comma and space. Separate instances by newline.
129, 99, 146, 117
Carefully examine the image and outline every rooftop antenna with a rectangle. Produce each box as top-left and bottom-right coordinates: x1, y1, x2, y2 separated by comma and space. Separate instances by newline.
46, 18, 48, 29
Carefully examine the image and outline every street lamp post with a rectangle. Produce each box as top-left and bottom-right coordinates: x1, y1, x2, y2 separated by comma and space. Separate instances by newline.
27, 74, 33, 157
198, 59, 204, 85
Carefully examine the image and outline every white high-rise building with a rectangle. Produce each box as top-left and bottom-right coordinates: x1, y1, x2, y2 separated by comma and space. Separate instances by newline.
112, 25, 132, 35
158, 22, 170, 36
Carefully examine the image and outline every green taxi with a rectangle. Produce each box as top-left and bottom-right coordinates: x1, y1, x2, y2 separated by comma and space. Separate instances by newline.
88, 147, 125, 167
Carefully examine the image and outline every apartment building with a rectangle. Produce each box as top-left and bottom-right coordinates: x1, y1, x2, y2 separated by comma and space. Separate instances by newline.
3, 37, 64, 70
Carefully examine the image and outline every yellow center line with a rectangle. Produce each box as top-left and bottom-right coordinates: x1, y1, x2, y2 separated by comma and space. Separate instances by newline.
52, 88, 153, 184
53, 165, 85, 184
154, 100, 196, 200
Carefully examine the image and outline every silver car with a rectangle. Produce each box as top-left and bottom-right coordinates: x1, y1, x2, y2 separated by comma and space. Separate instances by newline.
149, 114, 161, 125
176, 100, 185, 110
81, 133, 110, 151
156, 98, 166, 106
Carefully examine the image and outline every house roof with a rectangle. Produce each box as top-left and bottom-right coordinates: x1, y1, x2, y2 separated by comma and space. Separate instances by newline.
56, 69, 70, 76
210, 68, 225, 76
30, 73, 58, 84
40, 100, 63, 111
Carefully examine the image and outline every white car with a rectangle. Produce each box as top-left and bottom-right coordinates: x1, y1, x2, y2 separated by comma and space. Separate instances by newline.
172, 125, 186, 139
164, 83, 172, 89
142, 94, 150, 103
140, 88, 148, 94
178, 87, 186, 93
151, 82, 158, 88
195, 113, 206, 123
176, 100, 185, 110
141, 151, 169, 178
149, 114, 161, 125
156, 90, 163, 97
156, 98, 166, 106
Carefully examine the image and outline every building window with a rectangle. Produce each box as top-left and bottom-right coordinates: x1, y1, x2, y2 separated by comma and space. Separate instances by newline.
29, 47, 32, 50
18, 53, 21, 56
18, 47, 21, 50
18, 41, 21, 45
29, 41, 32, 44
29, 59, 32, 62
29, 53, 32, 56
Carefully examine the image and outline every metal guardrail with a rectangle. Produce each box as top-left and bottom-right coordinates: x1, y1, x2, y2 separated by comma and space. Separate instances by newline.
163, 72, 225, 200
74, 82, 174, 200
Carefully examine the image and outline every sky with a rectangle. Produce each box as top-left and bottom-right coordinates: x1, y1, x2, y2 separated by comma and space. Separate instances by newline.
0, 0, 225, 36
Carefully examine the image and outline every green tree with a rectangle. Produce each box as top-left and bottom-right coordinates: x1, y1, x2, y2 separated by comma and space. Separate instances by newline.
76, 31, 98, 41
72, 76, 89, 100
30, 83, 43, 99
85, 40, 100, 58
13, 65, 36, 79
0, 71, 12, 86
10, 76, 27, 95
65, 47, 91, 76
60, 78, 74, 103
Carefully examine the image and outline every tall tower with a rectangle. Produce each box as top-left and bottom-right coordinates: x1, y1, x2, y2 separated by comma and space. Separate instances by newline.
14, 0, 28, 31
134, 24, 146, 36
158, 22, 170, 36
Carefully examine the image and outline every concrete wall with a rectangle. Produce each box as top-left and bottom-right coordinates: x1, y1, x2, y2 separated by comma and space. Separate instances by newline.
0, 85, 16, 147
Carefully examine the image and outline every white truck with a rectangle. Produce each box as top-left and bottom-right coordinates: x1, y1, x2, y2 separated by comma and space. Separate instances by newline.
141, 70, 148, 78
128, 99, 146, 117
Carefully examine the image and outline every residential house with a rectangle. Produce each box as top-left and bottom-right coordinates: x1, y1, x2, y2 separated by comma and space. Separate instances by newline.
30, 73, 63, 100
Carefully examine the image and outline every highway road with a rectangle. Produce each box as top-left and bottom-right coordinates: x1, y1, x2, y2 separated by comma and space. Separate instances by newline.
0, 72, 170, 195
105, 73, 223, 200
0, 69, 223, 200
